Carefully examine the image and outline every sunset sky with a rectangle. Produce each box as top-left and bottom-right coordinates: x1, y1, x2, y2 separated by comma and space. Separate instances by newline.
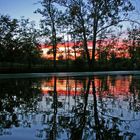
0, 0, 41, 23
0, 0, 139, 25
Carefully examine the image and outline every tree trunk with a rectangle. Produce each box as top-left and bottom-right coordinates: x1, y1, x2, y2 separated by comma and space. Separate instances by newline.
52, 24, 57, 72
91, 20, 98, 71
83, 30, 91, 70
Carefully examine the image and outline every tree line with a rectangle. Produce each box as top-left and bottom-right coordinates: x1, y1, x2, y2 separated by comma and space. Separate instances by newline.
0, 15, 42, 69
0, 0, 140, 72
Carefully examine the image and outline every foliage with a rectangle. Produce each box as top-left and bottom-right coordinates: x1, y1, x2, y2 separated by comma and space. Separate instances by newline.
0, 15, 42, 68
0, 0, 140, 72
0, 15, 19, 62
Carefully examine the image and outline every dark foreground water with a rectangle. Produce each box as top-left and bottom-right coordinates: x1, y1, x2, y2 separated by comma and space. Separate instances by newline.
0, 73, 140, 140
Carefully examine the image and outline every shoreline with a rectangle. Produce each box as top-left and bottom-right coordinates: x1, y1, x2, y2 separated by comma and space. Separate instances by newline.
0, 70, 140, 79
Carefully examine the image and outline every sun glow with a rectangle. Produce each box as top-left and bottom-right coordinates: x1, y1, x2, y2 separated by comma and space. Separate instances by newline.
40, 40, 130, 60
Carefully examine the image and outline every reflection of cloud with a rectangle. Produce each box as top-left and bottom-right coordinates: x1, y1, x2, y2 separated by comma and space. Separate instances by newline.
41, 76, 131, 97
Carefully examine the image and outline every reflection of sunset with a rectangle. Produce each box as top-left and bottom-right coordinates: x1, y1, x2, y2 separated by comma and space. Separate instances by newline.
1, 75, 140, 140
41, 76, 132, 96
41, 77, 86, 95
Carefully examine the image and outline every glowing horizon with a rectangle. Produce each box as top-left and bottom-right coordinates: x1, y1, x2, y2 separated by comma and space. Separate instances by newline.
40, 39, 131, 60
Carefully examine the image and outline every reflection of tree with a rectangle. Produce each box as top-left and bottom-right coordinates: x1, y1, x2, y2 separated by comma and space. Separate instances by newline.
92, 80, 102, 140
49, 76, 58, 140
37, 76, 140, 140
0, 78, 42, 136
70, 78, 90, 140
129, 76, 140, 111
1, 75, 140, 139
90, 76, 136, 140
66, 76, 70, 112
38, 76, 62, 140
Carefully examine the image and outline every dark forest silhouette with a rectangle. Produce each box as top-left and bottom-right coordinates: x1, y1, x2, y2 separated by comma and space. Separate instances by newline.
0, 0, 140, 73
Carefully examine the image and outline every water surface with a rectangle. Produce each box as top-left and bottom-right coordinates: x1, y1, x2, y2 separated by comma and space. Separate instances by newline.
0, 74, 140, 140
